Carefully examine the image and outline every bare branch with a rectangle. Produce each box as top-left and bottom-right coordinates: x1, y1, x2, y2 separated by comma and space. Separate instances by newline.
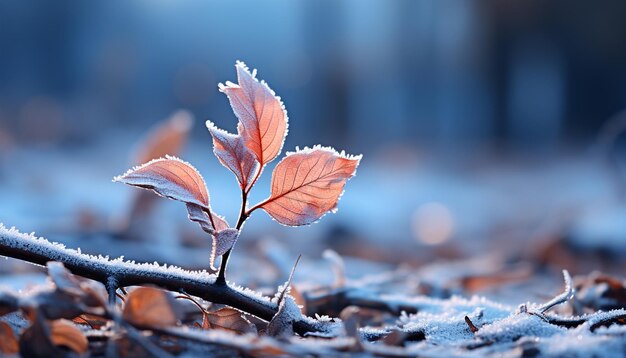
0, 225, 337, 336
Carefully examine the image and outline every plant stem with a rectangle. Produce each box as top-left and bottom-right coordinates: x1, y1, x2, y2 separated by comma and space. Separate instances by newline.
216, 188, 250, 285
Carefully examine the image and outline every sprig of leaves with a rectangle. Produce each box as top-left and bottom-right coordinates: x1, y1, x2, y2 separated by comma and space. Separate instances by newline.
114, 61, 362, 281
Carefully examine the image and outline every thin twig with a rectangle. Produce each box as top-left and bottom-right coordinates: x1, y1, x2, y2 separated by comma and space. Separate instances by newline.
217, 188, 250, 284
536, 270, 574, 314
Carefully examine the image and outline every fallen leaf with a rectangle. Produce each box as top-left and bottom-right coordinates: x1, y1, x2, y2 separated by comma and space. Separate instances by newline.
0, 321, 18, 354
45, 262, 107, 311
19, 314, 58, 358
258, 146, 361, 226
72, 314, 108, 329
20, 312, 85, 358
32, 291, 85, 321
205, 307, 256, 334
219, 61, 288, 167
0, 290, 19, 317
49, 319, 89, 355
47, 261, 83, 297
207, 121, 259, 190
122, 287, 178, 328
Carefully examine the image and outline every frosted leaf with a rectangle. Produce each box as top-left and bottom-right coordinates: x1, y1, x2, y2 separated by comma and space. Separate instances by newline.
267, 296, 301, 338
210, 228, 239, 271
115, 157, 231, 249
219, 61, 288, 166
114, 156, 209, 208
186, 203, 216, 234
206, 121, 259, 190
46, 262, 83, 297
186, 203, 229, 235
258, 146, 362, 226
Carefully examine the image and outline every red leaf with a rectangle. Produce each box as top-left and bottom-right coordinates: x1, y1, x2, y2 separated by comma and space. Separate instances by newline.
115, 157, 231, 242
206, 121, 259, 190
257, 146, 361, 226
114, 156, 209, 208
219, 61, 288, 167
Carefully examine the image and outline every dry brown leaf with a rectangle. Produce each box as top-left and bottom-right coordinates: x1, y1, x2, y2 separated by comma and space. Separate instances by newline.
46, 262, 107, 311
0, 321, 18, 355
207, 121, 259, 190
258, 146, 361, 226
0, 290, 19, 317
122, 287, 178, 328
219, 61, 287, 166
204, 307, 256, 334
47, 261, 83, 297
20, 312, 86, 358
72, 314, 108, 329
49, 319, 88, 355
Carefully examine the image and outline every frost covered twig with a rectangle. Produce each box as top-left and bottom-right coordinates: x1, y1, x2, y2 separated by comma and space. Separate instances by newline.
535, 270, 575, 314
0, 225, 337, 336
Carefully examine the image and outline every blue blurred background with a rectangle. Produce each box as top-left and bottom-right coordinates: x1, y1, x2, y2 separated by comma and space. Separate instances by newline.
1, 1, 626, 285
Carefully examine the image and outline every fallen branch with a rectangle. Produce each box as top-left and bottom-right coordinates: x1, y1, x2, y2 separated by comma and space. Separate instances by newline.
0, 225, 336, 336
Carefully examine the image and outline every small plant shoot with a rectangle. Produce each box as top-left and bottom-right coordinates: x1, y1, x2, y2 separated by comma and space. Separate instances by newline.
114, 61, 362, 282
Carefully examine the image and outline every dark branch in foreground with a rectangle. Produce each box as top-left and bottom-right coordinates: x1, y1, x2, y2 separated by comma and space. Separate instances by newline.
0, 225, 336, 336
